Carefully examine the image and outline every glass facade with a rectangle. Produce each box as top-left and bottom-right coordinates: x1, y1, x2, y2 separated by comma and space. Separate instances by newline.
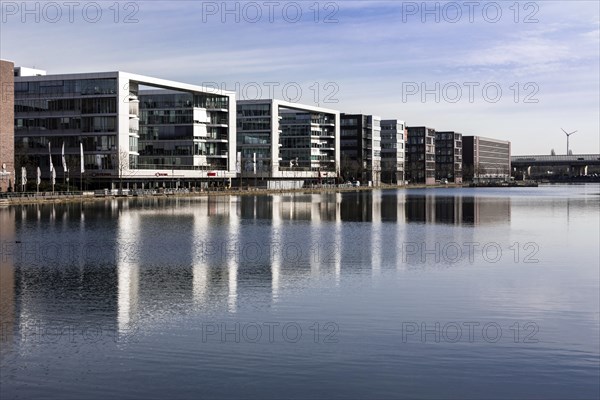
279, 110, 336, 172
237, 102, 338, 178
380, 120, 406, 184
406, 127, 436, 184
15, 79, 117, 96
435, 131, 463, 183
340, 114, 382, 185
236, 103, 272, 172
138, 91, 230, 170
14, 74, 234, 187
14, 78, 119, 176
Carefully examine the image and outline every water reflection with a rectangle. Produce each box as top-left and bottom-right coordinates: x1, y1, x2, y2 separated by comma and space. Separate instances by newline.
402, 193, 511, 225
1, 186, 598, 399
1, 190, 516, 331
0, 208, 15, 355
117, 209, 139, 335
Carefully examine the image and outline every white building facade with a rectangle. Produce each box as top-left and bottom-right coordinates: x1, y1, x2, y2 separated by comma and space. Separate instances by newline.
237, 99, 340, 187
14, 70, 236, 189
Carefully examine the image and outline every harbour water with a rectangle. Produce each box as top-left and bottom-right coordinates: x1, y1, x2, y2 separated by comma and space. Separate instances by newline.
1, 185, 599, 399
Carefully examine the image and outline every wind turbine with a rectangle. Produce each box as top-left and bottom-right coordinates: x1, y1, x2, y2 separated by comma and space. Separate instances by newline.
561, 128, 577, 155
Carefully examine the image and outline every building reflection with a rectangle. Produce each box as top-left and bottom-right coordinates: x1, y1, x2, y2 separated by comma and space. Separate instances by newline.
5, 202, 121, 351
1, 190, 513, 344
116, 206, 140, 335
371, 191, 382, 277
459, 196, 511, 225
341, 191, 374, 222
226, 198, 239, 313
403, 192, 510, 226
0, 207, 16, 355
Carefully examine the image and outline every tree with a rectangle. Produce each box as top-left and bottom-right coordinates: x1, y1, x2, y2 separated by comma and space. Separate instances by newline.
67, 155, 83, 192
474, 164, 487, 180
551, 149, 556, 156
372, 159, 382, 186
340, 154, 361, 182
568, 149, 573, 156
112, 149, 130, 191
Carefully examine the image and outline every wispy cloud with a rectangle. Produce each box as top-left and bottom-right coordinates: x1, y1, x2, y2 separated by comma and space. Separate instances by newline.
0, 0, 598, 154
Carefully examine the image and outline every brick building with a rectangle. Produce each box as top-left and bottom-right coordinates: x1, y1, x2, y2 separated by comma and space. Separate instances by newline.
0, 59, 15, 192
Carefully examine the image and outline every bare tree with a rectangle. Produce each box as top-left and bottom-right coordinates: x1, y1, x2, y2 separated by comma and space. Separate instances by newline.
112, 149, 130, 191
372, 160, 381, 187
473, 164, 487, 181
340, 154, 362, 182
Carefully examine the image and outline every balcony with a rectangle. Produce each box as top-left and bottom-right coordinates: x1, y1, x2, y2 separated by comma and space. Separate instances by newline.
206, 150, 229, 158
207, 118, 229, 127
204, 133, 229, 142
205, 105, 228, 112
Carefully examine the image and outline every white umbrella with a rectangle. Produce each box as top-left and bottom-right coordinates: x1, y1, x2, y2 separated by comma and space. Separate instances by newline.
49, 142, 54, 172
21, 167, 27, 187
62, 142, 68, 173
80, 142, 85, 174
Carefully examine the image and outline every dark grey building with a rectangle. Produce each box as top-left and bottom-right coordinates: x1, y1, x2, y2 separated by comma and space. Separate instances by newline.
406, 126, 435, 185
340, 114, 381, 186
435, 131, 462, 183
380, 119, 406, 184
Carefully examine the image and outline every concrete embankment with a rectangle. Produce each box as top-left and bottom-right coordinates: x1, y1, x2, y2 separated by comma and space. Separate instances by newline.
0, 184, 465, 206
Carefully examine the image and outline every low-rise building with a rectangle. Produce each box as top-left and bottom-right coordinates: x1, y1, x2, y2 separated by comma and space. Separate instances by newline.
237, 99, 339, 188
14, 69, 237, 190
462, 136, 511, 182
380, 119, 406, 184
0, 59, 14, 192
340, 114, 381, 186
406, 126, 436, 185
435, 131, 463, 183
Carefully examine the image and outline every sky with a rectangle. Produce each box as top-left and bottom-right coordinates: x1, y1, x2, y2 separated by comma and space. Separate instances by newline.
1, 0, 598, 155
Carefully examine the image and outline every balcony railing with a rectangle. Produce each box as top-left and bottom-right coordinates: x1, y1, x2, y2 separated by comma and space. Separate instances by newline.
279, 166, 336, 172
208, 118, 229, 125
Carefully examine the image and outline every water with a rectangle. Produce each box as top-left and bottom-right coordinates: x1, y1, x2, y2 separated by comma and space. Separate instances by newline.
1, 185, 599, 399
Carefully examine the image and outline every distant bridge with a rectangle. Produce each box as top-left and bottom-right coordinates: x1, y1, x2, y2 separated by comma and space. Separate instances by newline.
511, 154, 600, 178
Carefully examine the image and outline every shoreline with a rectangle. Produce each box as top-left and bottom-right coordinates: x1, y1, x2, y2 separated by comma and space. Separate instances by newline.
2, 180, 581, 206
1, 183, 463, 206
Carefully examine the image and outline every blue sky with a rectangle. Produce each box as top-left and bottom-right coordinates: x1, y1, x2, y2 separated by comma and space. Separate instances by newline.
1, 0, 598, 154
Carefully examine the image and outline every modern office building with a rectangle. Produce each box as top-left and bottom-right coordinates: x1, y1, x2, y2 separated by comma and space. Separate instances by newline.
237, 99, 340, 188
462, 136, 511, 182
406, 126, 436, 185
0, 60, 14, 192
137, 90, 232, 173
14, 69, 236, 190
435, 131, 463, 183
340, 114, 382, 186
380, 119, 406, 185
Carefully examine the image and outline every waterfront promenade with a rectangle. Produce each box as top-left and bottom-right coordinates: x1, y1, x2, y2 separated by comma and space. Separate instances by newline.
0, 184, 463, 206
